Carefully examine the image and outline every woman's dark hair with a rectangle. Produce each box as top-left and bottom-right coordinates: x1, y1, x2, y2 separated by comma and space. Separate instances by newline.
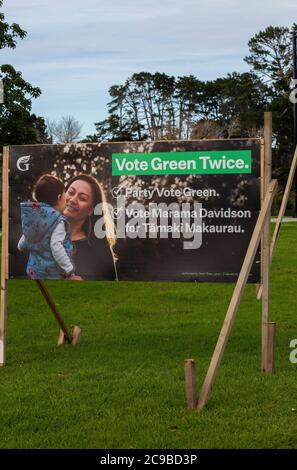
65, 174, 116, 251
33, 174, 65, 206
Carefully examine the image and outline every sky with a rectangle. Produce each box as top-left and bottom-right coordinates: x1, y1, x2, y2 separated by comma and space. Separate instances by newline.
1, 0, 297, 137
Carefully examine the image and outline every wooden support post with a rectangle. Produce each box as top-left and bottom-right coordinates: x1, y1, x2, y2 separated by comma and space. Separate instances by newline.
58, 328, 68, 346
36, 280, 72, 343
184, 359, 197, 410
197, 180, 277, 410
0, 147, 9, 366
261, 112, 273, 373
256, 139, 265, 298
262, 322, 276, 373
36, 280, 82, 346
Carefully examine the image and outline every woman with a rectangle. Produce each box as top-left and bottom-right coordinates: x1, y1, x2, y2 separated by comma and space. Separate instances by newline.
64, 174, 118, 280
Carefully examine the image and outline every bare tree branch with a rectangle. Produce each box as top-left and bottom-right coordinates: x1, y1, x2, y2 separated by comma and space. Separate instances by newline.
46, 115, 83, 143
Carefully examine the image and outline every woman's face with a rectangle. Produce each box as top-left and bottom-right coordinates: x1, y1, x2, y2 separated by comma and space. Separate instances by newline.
64, 179, 94, 222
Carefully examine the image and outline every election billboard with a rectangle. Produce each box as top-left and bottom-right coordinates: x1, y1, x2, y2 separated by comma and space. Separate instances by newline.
8, 139, 261, 282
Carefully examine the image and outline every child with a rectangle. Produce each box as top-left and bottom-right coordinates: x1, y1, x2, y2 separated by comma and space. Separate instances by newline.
18, 174, 78, 280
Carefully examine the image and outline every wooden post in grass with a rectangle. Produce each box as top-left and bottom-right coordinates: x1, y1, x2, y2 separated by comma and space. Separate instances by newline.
0, 147, 9, 366
35, 280, 82, 346
263, 322, 276, 373
184, 359, 197, 409
197, 180, 278, 410
261, 112, 274, 373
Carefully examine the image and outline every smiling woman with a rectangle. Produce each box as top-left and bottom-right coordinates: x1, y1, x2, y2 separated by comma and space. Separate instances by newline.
64, 174, 118, 280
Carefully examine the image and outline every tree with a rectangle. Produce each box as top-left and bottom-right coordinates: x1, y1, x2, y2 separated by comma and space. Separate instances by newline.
95, 70, 270, 142
30, 114, 51, 144
190, 120, 225, 140
0, 0, 48, 146
175, 75, 203, 139
46, 115, 83, 143
45, 118, 56, 144
244, 24, 297, 175
95, 72, 203, 141
190, 72, 269, 139
0, 64, 49, 146
79, 133, 100, 143
97, 72, 175, 141
0, 0, 26, 49
244, 25, 297, 92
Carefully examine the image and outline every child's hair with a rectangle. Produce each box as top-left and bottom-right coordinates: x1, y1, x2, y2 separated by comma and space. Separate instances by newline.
33, 174, 65, 206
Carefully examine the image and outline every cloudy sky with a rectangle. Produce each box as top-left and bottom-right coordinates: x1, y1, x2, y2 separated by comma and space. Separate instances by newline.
1, 0, 296, 137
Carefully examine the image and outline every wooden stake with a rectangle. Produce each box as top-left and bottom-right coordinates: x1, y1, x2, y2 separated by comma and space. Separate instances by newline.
263, 113, 272, 194
262, 322, 276, 373
36, 281, 82, 346
58, 329, 67, 345
256, 139, 265, 298
256, 282, 263, 300
0, 147, 9, 366
197, 180, 277, 410
261, 112, 272, 372
71, 325, 82, 347
36, 280, 73, 343
184, 359, 197, 410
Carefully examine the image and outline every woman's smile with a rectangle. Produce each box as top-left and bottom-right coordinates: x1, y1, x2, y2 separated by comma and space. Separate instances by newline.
65, 203, 78, 213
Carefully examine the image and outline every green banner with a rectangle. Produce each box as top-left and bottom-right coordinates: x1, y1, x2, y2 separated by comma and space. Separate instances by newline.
112, 150, 252, 175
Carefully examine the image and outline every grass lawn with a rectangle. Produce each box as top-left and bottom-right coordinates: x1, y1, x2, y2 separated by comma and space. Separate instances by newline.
0, 223, 297, 449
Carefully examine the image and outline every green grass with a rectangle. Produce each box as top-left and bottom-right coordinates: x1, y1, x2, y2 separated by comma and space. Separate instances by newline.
1, 224, 297, 448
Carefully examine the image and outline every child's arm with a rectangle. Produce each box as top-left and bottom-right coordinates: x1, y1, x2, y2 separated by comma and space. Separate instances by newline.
18, 235, 28, 251
50, 221, 75, 277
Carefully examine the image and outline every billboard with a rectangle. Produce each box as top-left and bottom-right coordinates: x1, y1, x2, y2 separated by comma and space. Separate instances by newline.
8, 139, 261, 282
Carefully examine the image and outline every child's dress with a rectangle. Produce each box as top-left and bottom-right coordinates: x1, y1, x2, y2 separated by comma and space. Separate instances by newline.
18, 202, 74, 280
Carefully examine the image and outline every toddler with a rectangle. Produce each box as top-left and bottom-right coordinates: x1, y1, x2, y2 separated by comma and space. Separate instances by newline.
18, 174, 77, 280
